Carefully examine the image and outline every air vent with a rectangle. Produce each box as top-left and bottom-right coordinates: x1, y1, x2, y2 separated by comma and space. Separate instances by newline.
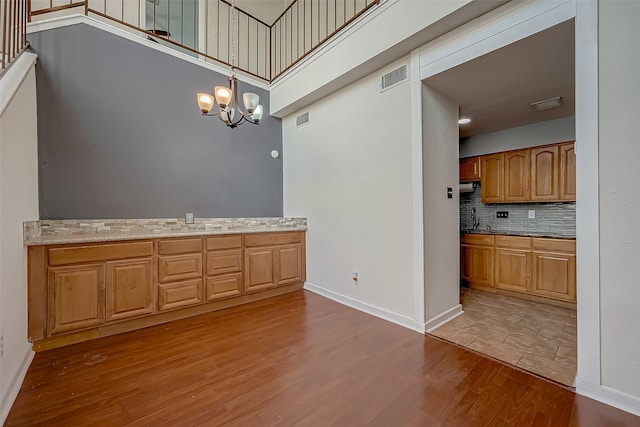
296, 112, 310, 127
381, 65, 407, 91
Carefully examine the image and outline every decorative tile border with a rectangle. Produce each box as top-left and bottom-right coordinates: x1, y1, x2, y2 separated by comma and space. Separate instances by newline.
24, 217, 307, 246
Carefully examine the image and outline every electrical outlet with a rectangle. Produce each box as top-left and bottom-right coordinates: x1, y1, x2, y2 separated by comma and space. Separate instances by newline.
497, 211, 509, 218
528, 210, 536, 219
352, 272, 359, 285
185, 212, 194, 224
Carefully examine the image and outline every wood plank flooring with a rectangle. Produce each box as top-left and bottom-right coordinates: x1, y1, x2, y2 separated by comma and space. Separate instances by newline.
431, 288, 577, 386
6, 290, 640, 426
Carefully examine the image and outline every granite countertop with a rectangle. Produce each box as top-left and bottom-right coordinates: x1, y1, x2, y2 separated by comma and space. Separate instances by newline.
461, 229, 575, 239
24, 217, 308, 246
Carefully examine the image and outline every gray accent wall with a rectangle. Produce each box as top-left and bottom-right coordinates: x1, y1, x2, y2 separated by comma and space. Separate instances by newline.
28, 23, 282, 219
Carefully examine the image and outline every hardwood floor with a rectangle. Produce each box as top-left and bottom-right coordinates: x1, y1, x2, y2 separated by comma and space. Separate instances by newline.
7, 290, 639, 426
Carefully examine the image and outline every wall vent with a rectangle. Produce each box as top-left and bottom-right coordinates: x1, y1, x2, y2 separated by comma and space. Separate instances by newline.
381, 66, 407, 92
296, 112, 310, 127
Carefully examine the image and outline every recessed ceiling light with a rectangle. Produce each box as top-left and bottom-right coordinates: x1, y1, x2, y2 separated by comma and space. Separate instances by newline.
531, 96, 563, 111
458, 118, 471, 124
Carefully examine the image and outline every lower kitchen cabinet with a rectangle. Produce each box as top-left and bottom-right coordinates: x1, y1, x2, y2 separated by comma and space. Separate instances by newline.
106, 258, 154, 321
531, 238, 576, 302
245, 247, 276, 293
157, 279, 203, 311
460, 234, 494, 289
48, 264, 105, 334
494, 236, 531, 293
206, 273, 243, 301
277, 243, 304, 285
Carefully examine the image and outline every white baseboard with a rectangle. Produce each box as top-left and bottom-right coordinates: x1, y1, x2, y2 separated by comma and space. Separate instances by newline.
303, 282, 426, 334
0, 345, 34, 425
424, 304, 464, 333
576, 378, 640, 417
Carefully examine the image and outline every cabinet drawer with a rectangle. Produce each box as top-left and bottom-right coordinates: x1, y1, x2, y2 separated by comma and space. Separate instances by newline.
158, 279, 202, 311
460, 234, 495, 246
245, 232, 303, 248
207, 249, 242, 276
206, 235, 242, 251
158, 254, 202, 283
158, 238, 202, 255
206, 273, 243, 301
48, 241, 153, 266
494, 235, 531, 250
532, 238, 575, 253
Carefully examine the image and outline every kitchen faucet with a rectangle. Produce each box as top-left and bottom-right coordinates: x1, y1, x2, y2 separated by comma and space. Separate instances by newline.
471, 207, 480, 230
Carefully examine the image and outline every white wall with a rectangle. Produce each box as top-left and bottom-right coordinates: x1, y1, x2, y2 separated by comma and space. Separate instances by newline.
283, 57, 419, 329
0, 53, 39, 423
421, 84, 462, 330
598, 0, 640, 404
459, 116, 575, 157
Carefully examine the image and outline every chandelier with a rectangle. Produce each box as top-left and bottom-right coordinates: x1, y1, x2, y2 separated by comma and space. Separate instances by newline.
196, 0, 263, 128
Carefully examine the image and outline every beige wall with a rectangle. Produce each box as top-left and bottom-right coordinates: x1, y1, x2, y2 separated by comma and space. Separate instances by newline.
0, 53, 39, 423
598, 0, 640, 400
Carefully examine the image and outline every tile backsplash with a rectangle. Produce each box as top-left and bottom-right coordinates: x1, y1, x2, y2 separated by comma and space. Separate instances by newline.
460, 184, 576, 236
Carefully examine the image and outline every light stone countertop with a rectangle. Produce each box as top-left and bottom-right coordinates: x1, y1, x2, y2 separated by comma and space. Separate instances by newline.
24, 217, 307, 246
461, 229, 575, 239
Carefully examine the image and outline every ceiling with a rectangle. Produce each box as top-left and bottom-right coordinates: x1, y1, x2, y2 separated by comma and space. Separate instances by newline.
234, 0, 295, 25
425, 19, 575, 138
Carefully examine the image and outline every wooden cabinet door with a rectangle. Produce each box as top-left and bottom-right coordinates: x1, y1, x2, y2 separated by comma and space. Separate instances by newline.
158, 279, 203, 311
481, 153, 504, 203
504, 149, 531, 202
48, 264, 105, 334
461, 245, 493, 287
206, 249, 242, 276
560, 142, 576, 201
244, 247, 276, 293
494, 248, 531, 293
531, 146, 560, 201
106, 258, 153, 322
276, 243, 303, 286
531, 251, 576, 301
460, 156, 481, 182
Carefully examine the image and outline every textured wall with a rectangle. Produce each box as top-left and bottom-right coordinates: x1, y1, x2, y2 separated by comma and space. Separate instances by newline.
460, 185, 576, 236
28, 23, 282, 219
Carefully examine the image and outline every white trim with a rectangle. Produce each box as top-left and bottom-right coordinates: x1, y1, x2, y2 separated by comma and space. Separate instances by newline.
574, 0, 601, 393
409, 48, 425, 325
304, 282, 426, 334
419, 0, 575, 80
576, 379, 640, 417
0, 53, 38, 118
0, 346, 34, 425
424, 304, 464, 333
26, 14, 270, 91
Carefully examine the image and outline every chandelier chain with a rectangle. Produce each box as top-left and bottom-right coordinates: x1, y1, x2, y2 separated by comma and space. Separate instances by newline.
230, 0, 237, 70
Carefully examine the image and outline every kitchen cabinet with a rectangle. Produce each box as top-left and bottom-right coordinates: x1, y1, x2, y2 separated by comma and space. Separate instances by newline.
460, 234, 494, 290
460, 233, 576, 307
494, 236, 531, 293
157, 238, 203, 311
460, 156, 481, 182
531, 145, 560, 201
106, 258, 153, 321
479, 141, 575, 203
29, 232, 306, 350
481, 153, 504, 203
206, 235, 243, 301
531, 238, 576, 302
504, 149, 531, 202
560, 142, 576, 201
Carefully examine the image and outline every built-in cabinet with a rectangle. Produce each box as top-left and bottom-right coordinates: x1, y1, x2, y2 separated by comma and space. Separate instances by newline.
461, 233, 576, 307
459, 156, 482, 182
29, 231, 306, 350
463, 141, 575, 203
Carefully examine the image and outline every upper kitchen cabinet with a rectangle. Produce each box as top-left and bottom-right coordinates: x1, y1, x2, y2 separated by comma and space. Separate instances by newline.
560, 142, 576, 201
504, 149, 531, 202
531, 145, 560, 201
481, 153, 504, 203
460, 156, 481, 182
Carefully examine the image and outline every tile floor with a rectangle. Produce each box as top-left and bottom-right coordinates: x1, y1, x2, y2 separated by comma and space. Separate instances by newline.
430, 287, 577, 386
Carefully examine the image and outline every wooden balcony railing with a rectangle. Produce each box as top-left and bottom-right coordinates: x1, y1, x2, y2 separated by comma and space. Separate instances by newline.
27, 0, 380, 82
1, 0, 29, 76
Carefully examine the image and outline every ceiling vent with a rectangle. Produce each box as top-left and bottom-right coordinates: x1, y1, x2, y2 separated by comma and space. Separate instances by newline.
381, 65, 407, 92
531, 96, 563, 111
296, 112, 310, 127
